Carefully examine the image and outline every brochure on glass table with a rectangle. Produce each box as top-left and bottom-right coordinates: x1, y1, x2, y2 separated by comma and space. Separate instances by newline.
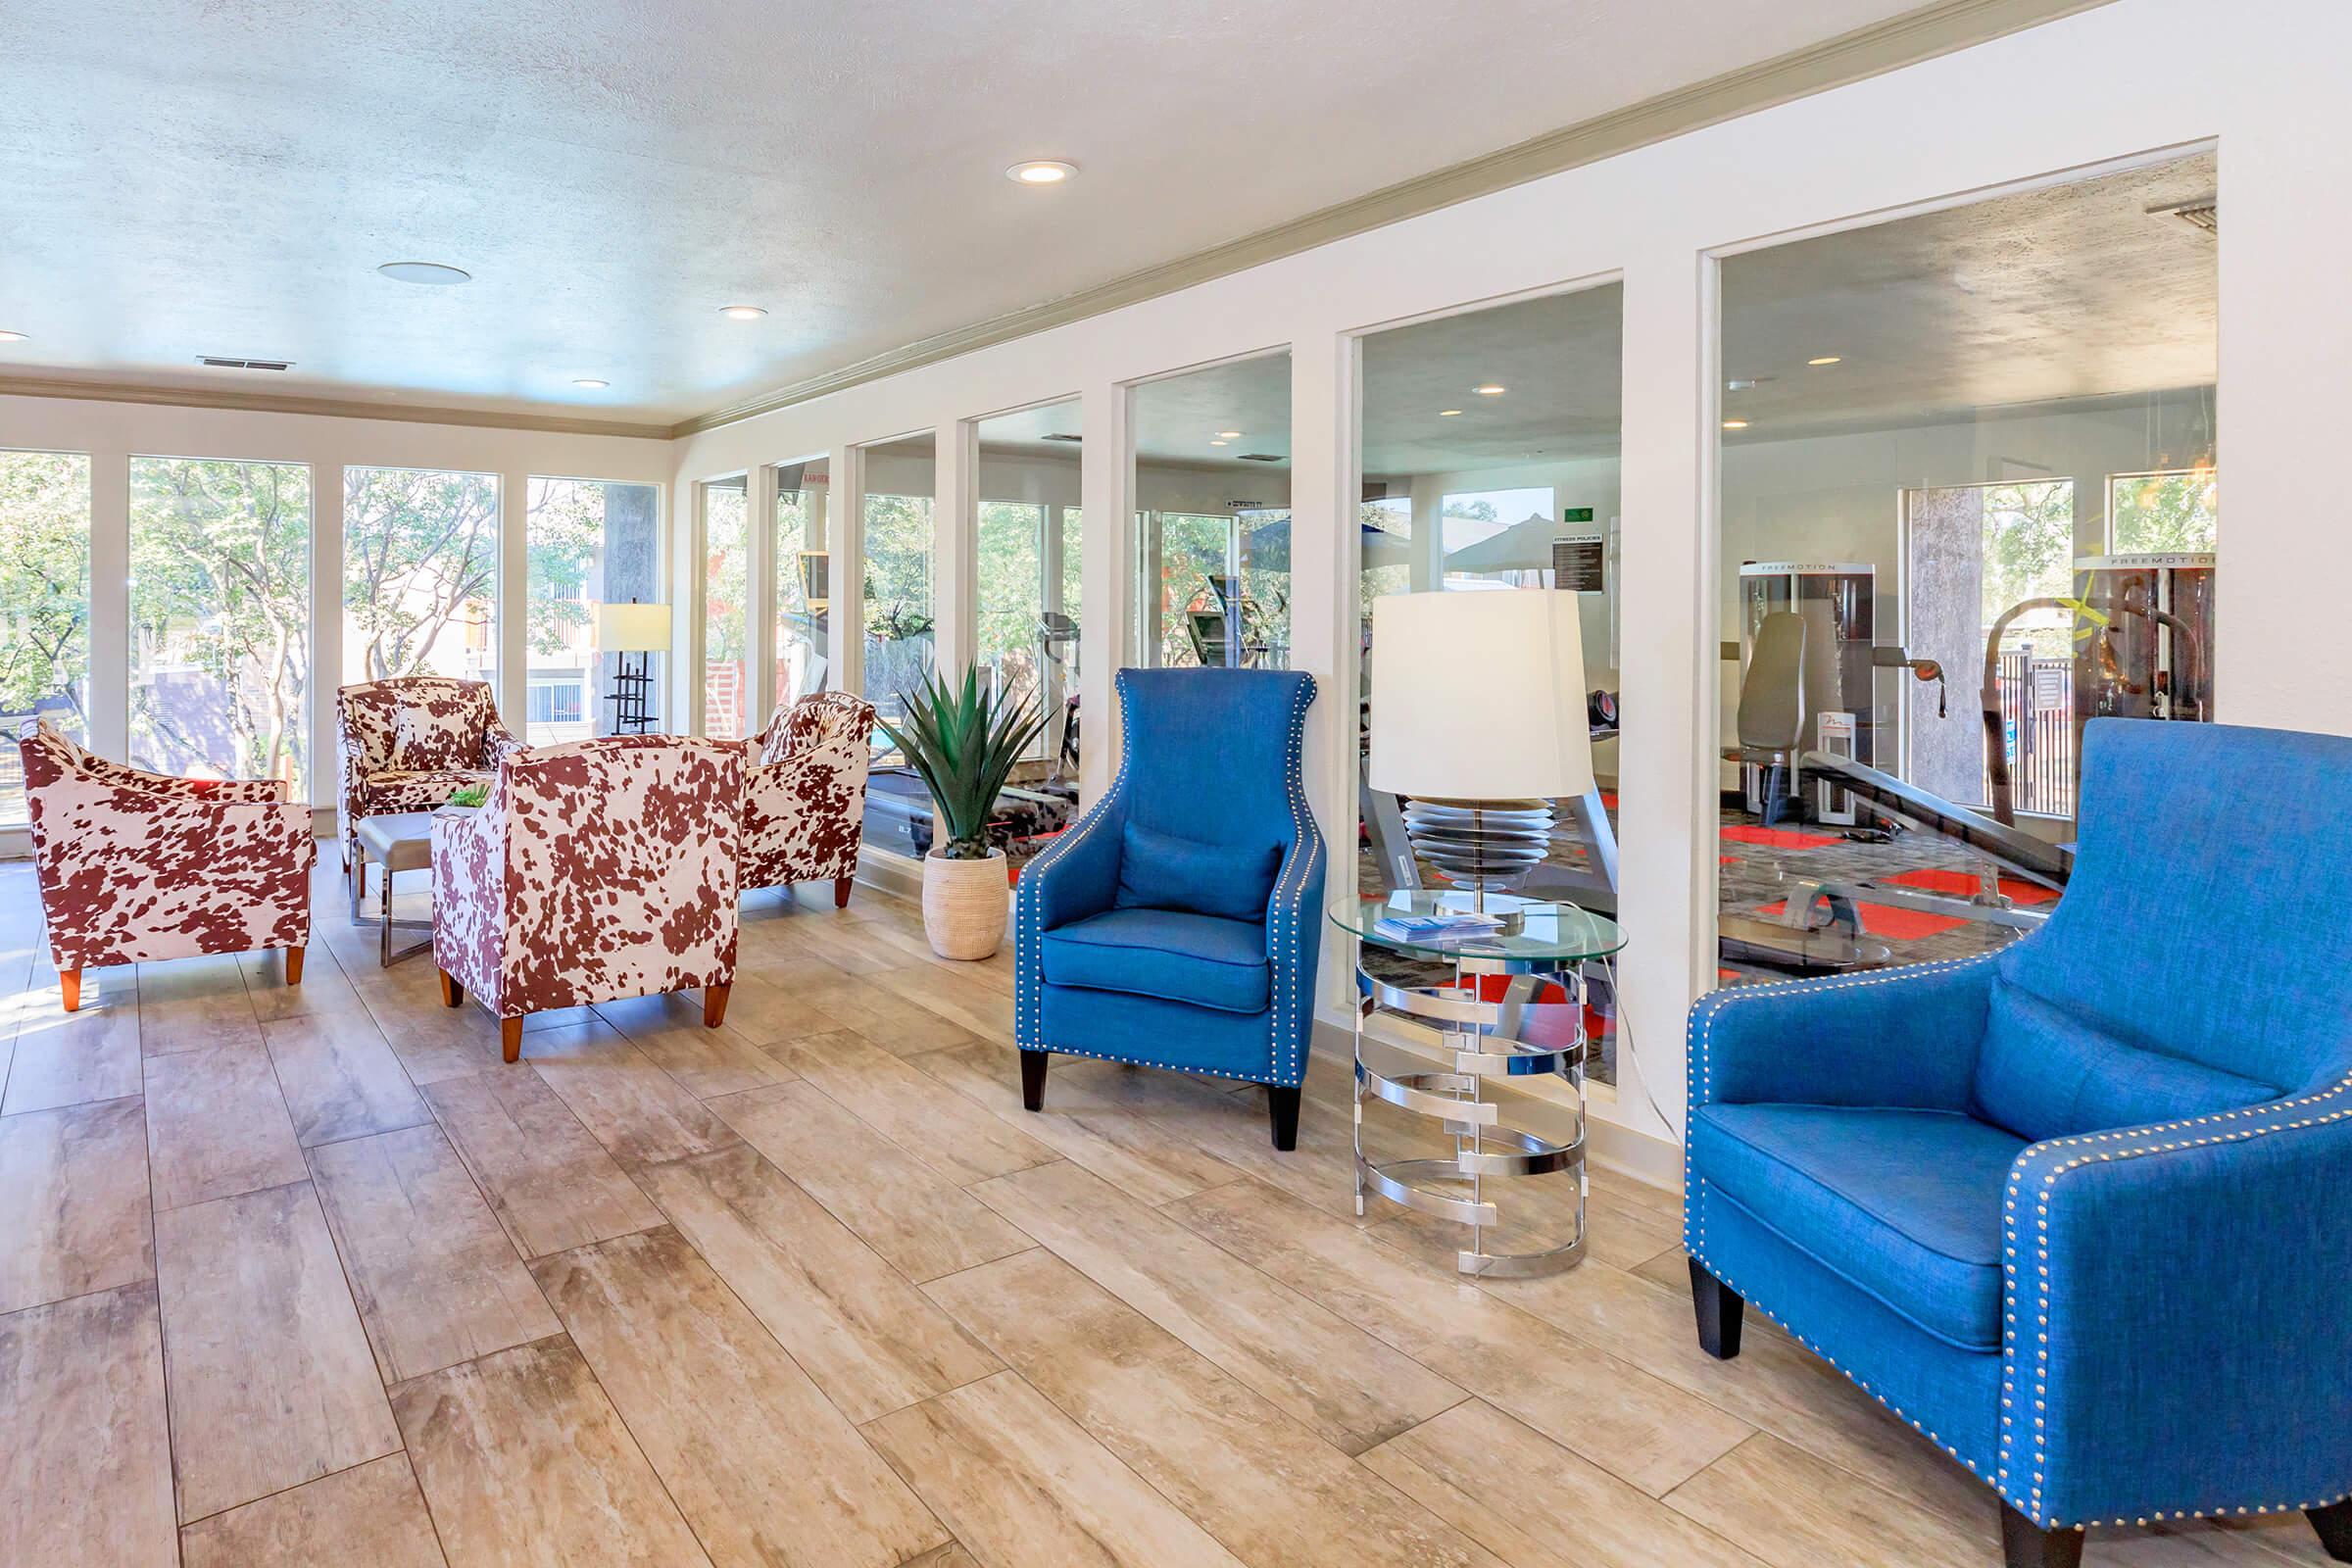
1373, 908, 1506, 945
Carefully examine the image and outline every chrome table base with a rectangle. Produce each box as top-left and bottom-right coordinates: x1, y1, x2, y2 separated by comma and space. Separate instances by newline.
1351, 962, 1589, 1277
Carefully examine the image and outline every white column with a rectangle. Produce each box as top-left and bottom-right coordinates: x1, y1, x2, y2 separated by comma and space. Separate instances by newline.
831, 444, 866, 699
746, 462, 778, 735
1611, 243, 1710, 1141
498, 470, 529, 738
934, 421, 978, 680
1077, 384, 1133, 806
88, 445, 130, 762
310, 459, 345, 809
2217, 6, 2352, 736
1290, 333, 1353, 1010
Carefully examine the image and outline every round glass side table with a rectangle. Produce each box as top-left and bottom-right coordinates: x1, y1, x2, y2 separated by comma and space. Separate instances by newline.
1329, 890, 1627, 1278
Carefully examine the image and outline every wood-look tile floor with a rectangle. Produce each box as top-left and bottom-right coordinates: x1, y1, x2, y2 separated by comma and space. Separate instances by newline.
0, 859, 2326, 1567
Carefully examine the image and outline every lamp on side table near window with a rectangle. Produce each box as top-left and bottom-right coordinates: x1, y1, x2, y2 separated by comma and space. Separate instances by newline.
597, 599, 670, 734
1368, 588, 1593, 906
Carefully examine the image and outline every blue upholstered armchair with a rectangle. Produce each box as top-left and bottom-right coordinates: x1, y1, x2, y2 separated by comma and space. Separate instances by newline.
1014, 667, 1324, 1148
1685, 719, 2352, 1568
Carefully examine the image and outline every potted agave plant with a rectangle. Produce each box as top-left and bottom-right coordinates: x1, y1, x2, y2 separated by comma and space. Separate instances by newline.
877, 667, 1049, 959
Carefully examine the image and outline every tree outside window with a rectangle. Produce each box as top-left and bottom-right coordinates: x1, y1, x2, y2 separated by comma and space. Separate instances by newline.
342, 466, 498, 685
2110, 467, 2218, 553
128, 457, 312, 790
0, 451, 91, 821
861, 492, 935, 730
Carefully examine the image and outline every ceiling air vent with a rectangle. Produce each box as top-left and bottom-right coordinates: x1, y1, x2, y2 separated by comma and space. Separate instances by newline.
197, 356, 295, 370
1236, 452, 1284, 463
2149, 197, 2217, 235
1041, 432, 1082, 443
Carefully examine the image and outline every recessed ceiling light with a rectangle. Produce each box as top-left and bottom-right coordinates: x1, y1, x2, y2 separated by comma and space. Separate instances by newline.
1006, 160, 1078, 184
1209, 439, 1230, 447
717, 305, 768, 320
1473, 383, 1506, 396
572, 377, 610, 390
1722, 419, 1750, 430
1216, 429, 1241, 439
376, 261, 471, 286
1437, 409, 1463, 417
1807, 355, 1842, 367
0, 330, 25, 343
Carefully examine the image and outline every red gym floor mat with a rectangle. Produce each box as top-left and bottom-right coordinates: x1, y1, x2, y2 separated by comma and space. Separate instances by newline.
1720, 824, 1842, 850
1880, 867, 2059, 906
1756, 899, 1969, 941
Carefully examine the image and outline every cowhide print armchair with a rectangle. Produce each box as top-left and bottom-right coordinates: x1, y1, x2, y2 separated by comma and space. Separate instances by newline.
740, 691, 876, 907
18, 718, 314, 1011
336, 676, 522, 892
432, 733, 742, 1062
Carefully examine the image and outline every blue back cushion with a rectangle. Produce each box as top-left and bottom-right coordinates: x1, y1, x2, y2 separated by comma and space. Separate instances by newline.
1115, 821, 1279, 921
1106, 667, 1308, 916
1971, 720, 2352, 1139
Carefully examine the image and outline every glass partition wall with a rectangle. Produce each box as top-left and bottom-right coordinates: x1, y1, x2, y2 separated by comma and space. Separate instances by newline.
1712, 151, 2219, 986
524, 476, 662, 743
858, 435, 937, 856
1355, 284, 1627, 1082
0, 450, 91, 821
1131, 354, 1292, 669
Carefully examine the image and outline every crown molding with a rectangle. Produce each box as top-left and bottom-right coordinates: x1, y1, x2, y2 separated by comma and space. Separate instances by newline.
0, 374, 673, 441
671, 0, 2115, 440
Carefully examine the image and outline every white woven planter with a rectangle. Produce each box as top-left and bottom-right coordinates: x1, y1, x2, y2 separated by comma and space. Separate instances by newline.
921, 848, 1008, 959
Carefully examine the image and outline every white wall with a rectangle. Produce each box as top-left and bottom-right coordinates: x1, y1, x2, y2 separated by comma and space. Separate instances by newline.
0, 392, 671, 823
666, 0, 2349, 1152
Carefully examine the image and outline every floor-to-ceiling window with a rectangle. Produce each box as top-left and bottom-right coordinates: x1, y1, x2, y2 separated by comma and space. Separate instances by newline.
127, 456, 313, 790
524, 476, 662, 743
1357, 283, 1626, 1084
341, 466, 499, 687
1131, 354, 1292, 669
1713, 151, 2219, 985
0, 450, 91, 821
772, 457, 830, 710
700, 475, 751, 740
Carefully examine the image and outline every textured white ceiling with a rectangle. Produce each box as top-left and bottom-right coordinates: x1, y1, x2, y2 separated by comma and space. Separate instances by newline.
0, 0, 1933, 425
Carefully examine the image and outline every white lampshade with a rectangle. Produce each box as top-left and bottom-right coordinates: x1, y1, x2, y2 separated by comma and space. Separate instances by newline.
596, 601, 672, 652
1369, 589, 1592, 800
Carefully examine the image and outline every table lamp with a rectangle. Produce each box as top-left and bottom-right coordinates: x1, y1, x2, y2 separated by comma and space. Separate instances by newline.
596, 599, 671, 734
1368, 589, 1592, 906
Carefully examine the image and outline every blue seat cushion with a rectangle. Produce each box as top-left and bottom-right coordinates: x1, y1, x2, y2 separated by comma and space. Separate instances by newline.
1693, 1103, 2026, 1349
1970, 980, 2284, 1143
1040, 907, 1270, 1013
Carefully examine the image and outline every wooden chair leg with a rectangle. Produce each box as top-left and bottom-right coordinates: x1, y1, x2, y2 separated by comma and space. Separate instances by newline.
1267, 1085, 1301, 1152
438, 969, 465, 1008
60, 968, 80, 1013
1020, 1050, 1049, 1111
284, 947, 305, 985
834, 874, 855, 908
1690, 1257, 1745, 1360
501, 1017, 523, 1063
2310, 1498, 2352, 1562
2000, 1504, 2084, 1568
704, 983, 731, 1027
